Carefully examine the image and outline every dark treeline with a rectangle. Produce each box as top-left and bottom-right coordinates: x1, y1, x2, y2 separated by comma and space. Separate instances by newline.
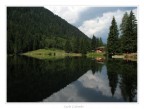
64, 35, 104, 54
107, 11, 137, 54
91, 35, 103, 50
7, 7, 94, 54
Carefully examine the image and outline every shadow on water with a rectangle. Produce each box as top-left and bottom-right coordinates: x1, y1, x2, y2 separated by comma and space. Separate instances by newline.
7, 56, 137, 102
7, 56, 96, 102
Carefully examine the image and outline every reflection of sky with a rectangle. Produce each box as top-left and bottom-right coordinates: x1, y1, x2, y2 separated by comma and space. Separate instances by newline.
43, 65, 124, 102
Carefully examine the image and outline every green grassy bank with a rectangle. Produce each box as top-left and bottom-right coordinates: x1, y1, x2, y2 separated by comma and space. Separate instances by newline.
21, 49, 105, 60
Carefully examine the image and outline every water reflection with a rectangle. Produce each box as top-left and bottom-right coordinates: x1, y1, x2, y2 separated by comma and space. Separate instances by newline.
43, 67, 122, 102
7, 56, 137, 102
107, 59, 137, 102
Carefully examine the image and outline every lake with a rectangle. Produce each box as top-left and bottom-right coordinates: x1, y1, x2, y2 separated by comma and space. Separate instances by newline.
7, 56, 137, 102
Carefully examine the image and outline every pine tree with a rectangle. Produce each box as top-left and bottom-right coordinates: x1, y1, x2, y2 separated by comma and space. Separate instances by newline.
107, 17, 119, 55
91, 35, 96, 51
130, 11, 137, 52
120, 12, 129, 53
121, 11, 137, 53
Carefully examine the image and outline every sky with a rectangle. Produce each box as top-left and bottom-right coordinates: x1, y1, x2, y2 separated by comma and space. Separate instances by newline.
44, 6, 137, 43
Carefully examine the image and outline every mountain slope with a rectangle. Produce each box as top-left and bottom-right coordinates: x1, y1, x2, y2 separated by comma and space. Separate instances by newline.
7, 7, 90, 54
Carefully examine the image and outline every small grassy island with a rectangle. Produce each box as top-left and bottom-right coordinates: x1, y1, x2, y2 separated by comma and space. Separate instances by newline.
22, 49, 81, 59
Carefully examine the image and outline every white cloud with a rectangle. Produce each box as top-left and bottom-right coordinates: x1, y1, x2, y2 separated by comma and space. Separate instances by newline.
44, 7, 137, 40
44, 6, 88, 24
79, 9, 137, 38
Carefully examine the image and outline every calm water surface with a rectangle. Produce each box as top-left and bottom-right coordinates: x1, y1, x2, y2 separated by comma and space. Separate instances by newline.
7, 56, 137, 102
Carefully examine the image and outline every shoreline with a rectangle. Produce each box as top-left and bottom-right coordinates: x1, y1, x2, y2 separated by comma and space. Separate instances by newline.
112, 53, 137, 61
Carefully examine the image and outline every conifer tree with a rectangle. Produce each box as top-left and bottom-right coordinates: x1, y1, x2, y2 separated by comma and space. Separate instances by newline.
107, 17, 119, 54
120, 12, 129, 52
121, 11, 137, 53
91, 35, 96, 51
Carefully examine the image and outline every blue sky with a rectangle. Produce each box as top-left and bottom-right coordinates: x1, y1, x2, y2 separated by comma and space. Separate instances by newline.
44, 6, 137, 43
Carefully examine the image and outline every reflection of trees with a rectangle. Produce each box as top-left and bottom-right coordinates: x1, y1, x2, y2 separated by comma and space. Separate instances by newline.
91, 60, 96, 74
106, 59, 137, 101
119, 61, 137, 102
106, 59, 119, 96
7, 56, 94, 102
97, 62, 103, 73
90, 60, 104, 74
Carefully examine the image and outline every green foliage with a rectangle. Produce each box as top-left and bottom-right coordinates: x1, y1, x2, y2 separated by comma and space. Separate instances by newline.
72, 37, 80, 53
80, 39, 87, 55
64, 40, 72, 53
85, 39, 91, 52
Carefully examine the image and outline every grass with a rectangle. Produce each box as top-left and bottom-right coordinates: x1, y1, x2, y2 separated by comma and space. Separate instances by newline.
22, 49, 105, 60
86, 52, 105, 58
22, 49, 81, 60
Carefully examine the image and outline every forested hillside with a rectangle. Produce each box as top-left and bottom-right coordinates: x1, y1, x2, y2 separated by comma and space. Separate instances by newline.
7, 7, 91, 54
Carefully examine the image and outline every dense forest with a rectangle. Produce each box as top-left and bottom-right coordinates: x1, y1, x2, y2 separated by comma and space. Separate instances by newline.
8, 7, 104, 54
107, 11, 137, 55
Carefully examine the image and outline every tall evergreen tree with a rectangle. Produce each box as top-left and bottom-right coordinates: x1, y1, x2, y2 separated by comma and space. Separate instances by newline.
121, 11, 137, 53
107, 17, 119, 54
130, 11, 137, 52
91, 35, 96, 51
120, 12, 129, 53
